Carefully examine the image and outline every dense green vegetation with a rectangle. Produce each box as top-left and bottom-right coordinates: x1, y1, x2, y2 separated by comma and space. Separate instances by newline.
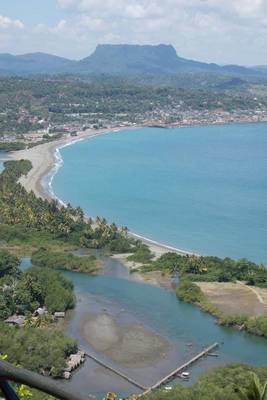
0, 249, 20, 278
0, 141, 26, 151
0, 245, 75, 320
0, 248, 77, 381
0, 223, 74, 254
0, 324, 77, 378
0, 251, 75, 319
176, 280, 205, 303
109, 236, 132, 253
0, 160, 134, 252
0, 160, 82, 236
145, 364, 267, 400
141, 252, 267, 287
127, 242, 154, 264
31, 247, 97, 273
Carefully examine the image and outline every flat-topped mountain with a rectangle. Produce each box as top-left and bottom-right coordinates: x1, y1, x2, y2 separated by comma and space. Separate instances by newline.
0, 44, 264, 76
79, 44, 182, 74
80, 44, 255, 76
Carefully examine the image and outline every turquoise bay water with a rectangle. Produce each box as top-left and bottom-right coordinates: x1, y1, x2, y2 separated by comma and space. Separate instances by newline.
53, 124, 267, 263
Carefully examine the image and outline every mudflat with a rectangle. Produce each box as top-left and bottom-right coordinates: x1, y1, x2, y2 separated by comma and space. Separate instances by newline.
80, 312, 170, 368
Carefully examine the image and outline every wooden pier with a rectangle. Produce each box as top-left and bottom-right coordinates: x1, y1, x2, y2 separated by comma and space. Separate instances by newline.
84, 342, 219, 395
84, 352, 148, 391
143, 342, 219, 396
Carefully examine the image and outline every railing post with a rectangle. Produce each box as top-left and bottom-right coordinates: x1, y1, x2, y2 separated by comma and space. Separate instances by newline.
0, 380, 20, 400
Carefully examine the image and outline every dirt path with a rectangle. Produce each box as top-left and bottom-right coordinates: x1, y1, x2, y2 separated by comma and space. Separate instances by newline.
237, 281, 265, 305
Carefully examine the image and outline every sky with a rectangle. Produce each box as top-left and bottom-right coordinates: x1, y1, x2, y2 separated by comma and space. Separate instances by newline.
0, 0, 266, 65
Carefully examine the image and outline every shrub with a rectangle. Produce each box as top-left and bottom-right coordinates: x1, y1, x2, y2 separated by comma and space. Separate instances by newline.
176, 280, 205, 303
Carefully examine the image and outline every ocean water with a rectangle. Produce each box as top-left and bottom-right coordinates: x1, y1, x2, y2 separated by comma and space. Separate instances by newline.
52, 124, 267, 263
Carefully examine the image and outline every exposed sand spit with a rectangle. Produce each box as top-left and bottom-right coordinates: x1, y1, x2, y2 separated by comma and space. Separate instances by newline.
81, 312, 170, 368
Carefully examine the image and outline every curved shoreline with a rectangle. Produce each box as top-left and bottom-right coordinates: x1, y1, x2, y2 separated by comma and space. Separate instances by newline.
10, 128, 124, 200
7, 126, 198, 257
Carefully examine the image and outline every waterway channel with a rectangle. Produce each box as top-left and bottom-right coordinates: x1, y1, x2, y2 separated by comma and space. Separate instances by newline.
20, 256, 267, 399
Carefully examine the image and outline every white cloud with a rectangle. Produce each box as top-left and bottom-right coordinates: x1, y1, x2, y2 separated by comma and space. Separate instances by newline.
34, 20, 66, 34
0, 15, 24, 30
79, 15, 107, 31
52, 19, 67, 33
58, 0, 169, 19
57, 0, 77, 8
231, 0, 265, 17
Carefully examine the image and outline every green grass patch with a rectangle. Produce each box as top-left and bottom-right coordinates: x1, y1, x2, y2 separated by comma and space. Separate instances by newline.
127, 243, 154, 264
31, 247, 97, 273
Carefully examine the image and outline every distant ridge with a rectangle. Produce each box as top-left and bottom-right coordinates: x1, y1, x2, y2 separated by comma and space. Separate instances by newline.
0, 52, 75, 75
0, 44, 265, 76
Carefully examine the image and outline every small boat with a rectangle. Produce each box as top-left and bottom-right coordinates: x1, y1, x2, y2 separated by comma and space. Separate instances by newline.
208, 352, 219, 357
181, 372, 190, 377
178, 371, 190, 380
164, 386, 173, 391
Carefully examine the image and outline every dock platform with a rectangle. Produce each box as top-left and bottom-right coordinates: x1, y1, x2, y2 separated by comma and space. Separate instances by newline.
84, 342, 219, 395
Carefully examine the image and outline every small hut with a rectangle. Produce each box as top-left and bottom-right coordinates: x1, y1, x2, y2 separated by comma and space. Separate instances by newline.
4, 315, 25, 327
54, 311, 65, 318
34, 307, 47, 317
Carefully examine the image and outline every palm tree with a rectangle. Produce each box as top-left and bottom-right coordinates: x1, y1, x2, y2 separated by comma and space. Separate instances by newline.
121, 226, 129, 237
75, 206, 84, 222
237, 373, 267, 400
95, 216, 101, 226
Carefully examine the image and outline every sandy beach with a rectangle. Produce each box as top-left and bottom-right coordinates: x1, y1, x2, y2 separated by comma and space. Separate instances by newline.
4, 126, 196, 260
8, 128, 117, 200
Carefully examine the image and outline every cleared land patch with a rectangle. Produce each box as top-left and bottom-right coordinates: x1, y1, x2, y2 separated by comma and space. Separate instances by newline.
196, 282, 267, 316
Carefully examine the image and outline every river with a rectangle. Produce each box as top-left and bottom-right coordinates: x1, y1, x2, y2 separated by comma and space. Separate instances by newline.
20, 256, 267, 399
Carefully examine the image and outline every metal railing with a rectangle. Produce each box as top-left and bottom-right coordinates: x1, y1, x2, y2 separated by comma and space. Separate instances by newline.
0, 360, 90, 400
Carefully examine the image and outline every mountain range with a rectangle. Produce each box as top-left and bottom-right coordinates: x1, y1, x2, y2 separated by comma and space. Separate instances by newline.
0, 44, 265, 77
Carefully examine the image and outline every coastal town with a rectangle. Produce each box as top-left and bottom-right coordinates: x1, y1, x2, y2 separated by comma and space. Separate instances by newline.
1, 107, 267, 146
1, 76, 267, 147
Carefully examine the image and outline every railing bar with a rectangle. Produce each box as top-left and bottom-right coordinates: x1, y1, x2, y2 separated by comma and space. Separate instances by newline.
0, 361, 90, 400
